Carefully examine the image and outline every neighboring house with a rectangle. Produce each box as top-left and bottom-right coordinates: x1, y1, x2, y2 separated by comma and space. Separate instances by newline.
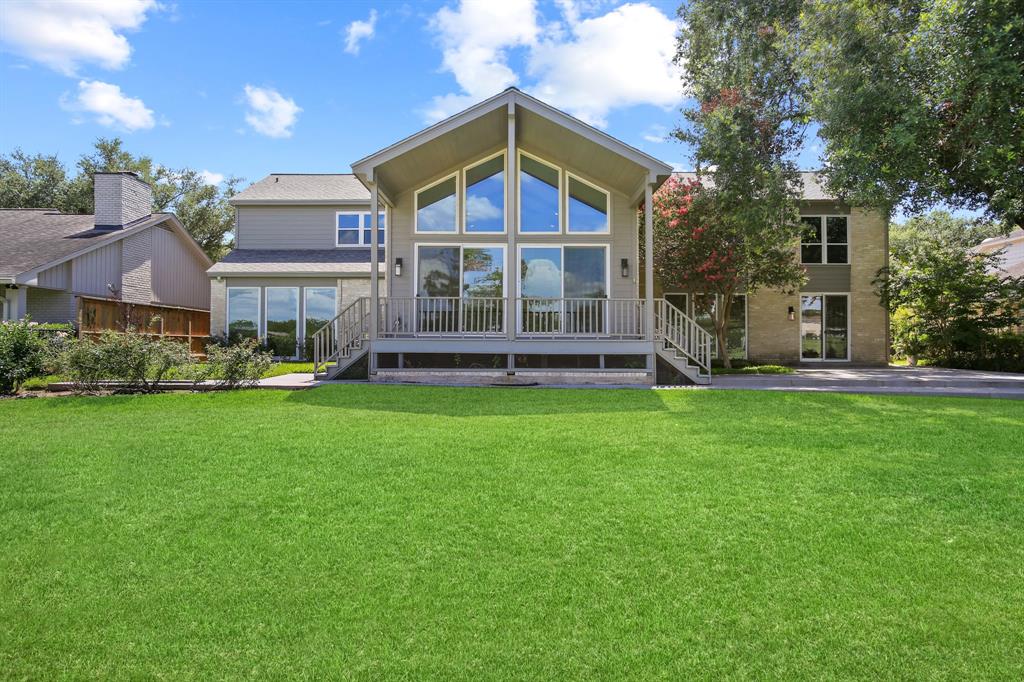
209, 88, 888, 384
974, 228, 1024, 278
1, 172, 212, 324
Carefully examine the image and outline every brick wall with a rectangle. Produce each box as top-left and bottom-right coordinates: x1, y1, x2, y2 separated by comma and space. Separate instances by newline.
849, 207, 889, 364
25, 288, 77, 324
121, 230, 153, 304
94, 172, 152, 228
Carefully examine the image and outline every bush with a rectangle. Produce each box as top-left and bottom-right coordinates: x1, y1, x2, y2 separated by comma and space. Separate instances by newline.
59, 329, 192, 393
198, 339, 272, 388
0, 319, 55, 394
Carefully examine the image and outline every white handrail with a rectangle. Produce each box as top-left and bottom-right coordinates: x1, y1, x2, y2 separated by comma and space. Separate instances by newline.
654, 298, 713, 379
312, 297, 369, 375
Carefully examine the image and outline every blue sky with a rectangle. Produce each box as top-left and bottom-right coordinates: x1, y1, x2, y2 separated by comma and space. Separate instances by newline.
0, 0, 826, 189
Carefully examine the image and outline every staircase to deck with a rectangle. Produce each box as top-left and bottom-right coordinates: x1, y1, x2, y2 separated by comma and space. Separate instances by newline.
312, 297, 370, 380
653, 298, 713, 385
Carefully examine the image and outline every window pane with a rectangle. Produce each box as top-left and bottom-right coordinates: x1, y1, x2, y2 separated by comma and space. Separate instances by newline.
826, 216, 847, 244
665, 293, 688, 314
827, 245, 848, 264
800, 295, 823, 359
567, 176, 608, 233
304, 287, 336, 338
824, 295, 849, 359
801, 216, 822, 242
417, 246, 460, 297
520, 247, 562, 297
337, 229, 359, 245
463, 247, 504, 298
727, 294, 746, 359
801, 244, 822, 263
466, 156, 505, 233
417, 177, 457, 232
227, 288, 259, 342
265, 288, 299, 358
564, 246, 606, 298
519, 156, 559, 233
337, 213, 360, 229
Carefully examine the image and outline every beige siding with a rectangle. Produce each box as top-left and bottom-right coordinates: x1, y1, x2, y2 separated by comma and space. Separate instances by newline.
72, 242, 121, 297
121, 229, 153, 304
803, 265, 851, 292
152, 226, 210, 309
236, 205, 370, 249
36, 262, 70, 290
26, 287, 76, 324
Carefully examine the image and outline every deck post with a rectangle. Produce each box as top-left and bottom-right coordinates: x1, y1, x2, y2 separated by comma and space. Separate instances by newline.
505, 98, 517, 341
370, 176, 379, 362
644, 181, 655, 343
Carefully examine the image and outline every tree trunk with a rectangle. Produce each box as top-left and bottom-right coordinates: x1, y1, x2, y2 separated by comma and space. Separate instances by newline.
717, 294, 733, 369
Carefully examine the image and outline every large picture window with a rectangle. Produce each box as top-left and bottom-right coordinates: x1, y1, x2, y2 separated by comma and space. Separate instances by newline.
303, 287, 337, 357
567, 174, 609, 233
265, 287, 300, 358
519, 152, 560, 233
226, 287, 259, 342
464, 153, 505, 233
800, 294, 849, 360
801, 215, 848, 264
337, 211, 386, 247
519, 245, 608, 334
415, 174, 458, 233
415, 244, 505, 334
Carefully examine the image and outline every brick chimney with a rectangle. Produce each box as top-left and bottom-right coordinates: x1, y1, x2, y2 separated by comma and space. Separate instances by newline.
94, 171, 152, 229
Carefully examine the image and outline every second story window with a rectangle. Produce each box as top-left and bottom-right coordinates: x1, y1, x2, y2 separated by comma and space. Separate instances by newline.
567, 173, 609, 233
464, 153, 505, 233
801, 215, 848, 264
519, 152, 560, 233
416, 174, 458, 233
337, 211, 385, 247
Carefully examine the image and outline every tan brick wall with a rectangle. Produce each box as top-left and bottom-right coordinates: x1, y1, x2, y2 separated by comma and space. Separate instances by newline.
746, 288, 801, 363
848, 207, 889, 364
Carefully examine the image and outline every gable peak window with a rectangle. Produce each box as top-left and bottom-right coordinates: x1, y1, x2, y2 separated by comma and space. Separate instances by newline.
416, 174, 458, 233
464, 153, 506, 233
567, 173, 609, 233
518, 152, 560, 233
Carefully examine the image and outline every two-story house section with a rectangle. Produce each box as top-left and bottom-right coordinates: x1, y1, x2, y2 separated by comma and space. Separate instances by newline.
209, 88, 888, 384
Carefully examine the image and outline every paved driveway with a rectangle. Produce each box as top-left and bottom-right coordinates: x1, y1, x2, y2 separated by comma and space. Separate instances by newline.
706, 366, 1024, 399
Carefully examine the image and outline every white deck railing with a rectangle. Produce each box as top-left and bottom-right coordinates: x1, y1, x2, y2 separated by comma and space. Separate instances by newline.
516, 297, 646, 339
378, 297, 506, 338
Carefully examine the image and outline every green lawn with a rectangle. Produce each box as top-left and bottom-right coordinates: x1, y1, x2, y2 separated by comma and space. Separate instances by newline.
1, 386, 1022, 679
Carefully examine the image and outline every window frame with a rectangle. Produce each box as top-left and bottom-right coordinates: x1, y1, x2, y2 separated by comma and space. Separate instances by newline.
800, 214, 850, 264
336, 209, 387, 248
225, 286, 261, 339
414, 172, 460, 234
798, 292, 851, 362
566, 171, 611, 235
413, 243, 508, 299
462, 150, 507, 235
517, 150, 563, 235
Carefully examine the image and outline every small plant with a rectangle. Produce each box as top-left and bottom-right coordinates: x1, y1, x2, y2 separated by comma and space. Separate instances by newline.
58, 329, 193, 393
0, 318, 53, 394
198, 339, 272, 389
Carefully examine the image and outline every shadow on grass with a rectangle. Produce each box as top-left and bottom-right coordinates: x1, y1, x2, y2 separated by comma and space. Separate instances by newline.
284, 382, 673, 417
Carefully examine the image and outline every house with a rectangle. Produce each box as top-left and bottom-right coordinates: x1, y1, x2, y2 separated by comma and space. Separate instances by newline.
1, 172, 212, 325
209, 88, 889, 384
974, 228, 1024, 278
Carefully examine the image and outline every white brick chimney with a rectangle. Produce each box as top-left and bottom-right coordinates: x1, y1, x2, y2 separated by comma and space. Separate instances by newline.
94, 171, 152, 229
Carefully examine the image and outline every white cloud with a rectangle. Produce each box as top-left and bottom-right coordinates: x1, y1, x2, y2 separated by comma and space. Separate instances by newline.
344, 9, 377, 55
425, 0, 540, 121
425, 1, 682, 127
643, 124, 669, 143
0, 0, 157, 76
61, 80, 155, 131
243, 85, 301, 138
200, 170, 225, 186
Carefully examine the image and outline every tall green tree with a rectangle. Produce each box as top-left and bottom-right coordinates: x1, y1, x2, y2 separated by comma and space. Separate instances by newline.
0, 138, 240, 260
799, 0, 1024, 229
672, 0, 808, 366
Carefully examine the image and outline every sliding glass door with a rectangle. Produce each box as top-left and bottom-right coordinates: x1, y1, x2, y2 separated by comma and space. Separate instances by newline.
415, 245, 505, 334
800, 294, 849, 360
519, 245, 608, 335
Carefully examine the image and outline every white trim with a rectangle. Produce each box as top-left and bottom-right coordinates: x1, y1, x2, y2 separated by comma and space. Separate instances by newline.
566, 172, 610, 235
462, 150, 507, 235
517, 150, 562, 235
225, 286, 260, 338
335, 208, 387, 248
414, 172, 460, 234
413, 243, 508, 298
798, 292, 851, 362
800, 214, 850, 265
264, 286, 301, 359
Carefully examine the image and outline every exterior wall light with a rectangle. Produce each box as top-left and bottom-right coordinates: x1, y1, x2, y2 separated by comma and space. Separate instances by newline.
394, 258, 403, 277
621, 258, 629, 278
788, 305, 796, 321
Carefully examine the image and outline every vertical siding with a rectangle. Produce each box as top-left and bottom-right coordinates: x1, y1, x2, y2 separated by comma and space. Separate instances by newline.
152, 226, 211, 309
25, 287, 76, 324
121, 230, 153, 304
71, 242, 121, 298
36, 262, 70, 289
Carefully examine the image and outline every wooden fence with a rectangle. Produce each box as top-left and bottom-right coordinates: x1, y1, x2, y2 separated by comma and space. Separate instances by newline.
77, 297, 211, 355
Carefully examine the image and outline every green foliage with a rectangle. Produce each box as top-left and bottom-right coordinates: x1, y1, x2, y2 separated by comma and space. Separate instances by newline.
712, 364, 794, 375
799, 0, 1024, 228
0, 319, 53, 394
671, 0, 808, 365
879, 211, 1023, 368
58, 330, 193, 393
0, 138, 241, 260
198, 339, 272, 388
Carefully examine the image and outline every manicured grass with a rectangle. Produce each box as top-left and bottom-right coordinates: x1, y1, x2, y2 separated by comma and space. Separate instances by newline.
18, 361, 313, 391
1, 386, 1022, 678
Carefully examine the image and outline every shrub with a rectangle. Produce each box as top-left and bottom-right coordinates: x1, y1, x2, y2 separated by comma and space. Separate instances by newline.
199, 339, 272, 388
0, 319, 53, 394
59, 329, 192, 393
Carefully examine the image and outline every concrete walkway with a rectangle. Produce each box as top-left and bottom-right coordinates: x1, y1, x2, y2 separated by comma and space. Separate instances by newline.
705, 366, 1024, 399
257, 373, 321, 389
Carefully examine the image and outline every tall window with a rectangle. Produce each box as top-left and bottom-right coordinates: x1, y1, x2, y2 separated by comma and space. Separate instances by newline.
519, 246, 607, 334
265, 287, 299, 358
800, 294, 849, 360
416, 175, 458, 233
303, 287, 337, 357
567, 174, 609, 233
415, 245, 505, 334
801, 216, 848, 264
519, 153, 560, 233
226, 287, 259, 342
337, 211, 385, 246
464, 154, 505, 233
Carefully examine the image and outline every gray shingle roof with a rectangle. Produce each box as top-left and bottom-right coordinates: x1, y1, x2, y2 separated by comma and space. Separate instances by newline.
0, 209, 169, 278
207, 248, 384, 276
230, 174, 370, 205
671, 171, 835, 201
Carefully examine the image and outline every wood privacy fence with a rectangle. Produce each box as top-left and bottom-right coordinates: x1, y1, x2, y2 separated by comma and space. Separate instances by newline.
77, 296, 211, 355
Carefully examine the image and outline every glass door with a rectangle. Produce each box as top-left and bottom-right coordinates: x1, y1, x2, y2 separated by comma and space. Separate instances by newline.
800, 294, 849, 361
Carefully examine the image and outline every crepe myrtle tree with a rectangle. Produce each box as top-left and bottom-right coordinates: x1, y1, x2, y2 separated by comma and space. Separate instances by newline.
647, 176, 805, 367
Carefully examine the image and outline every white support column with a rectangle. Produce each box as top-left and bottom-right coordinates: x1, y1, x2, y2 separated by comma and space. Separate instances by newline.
505, 100, 517, 342
644, 182, 655, 342
370, 178, 379, 348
